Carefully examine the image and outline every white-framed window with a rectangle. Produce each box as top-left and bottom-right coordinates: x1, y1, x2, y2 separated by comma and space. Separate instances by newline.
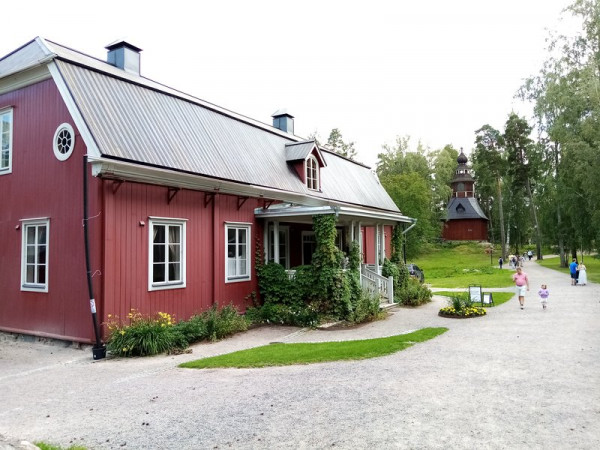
226, 223, 251, 282
1, 108, 13, 174
268, 225, 290, 268
149, 218, 186, 291
53, 123, 75, 161
21, 218, 49, 292
306, 155, 319, 191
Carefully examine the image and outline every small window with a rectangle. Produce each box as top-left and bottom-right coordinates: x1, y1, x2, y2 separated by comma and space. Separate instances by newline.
1, 108, 13, 174
226, 224, 251, 282
53, 123, 75, 161
306, 155, 319, 190
21, 219, 49, 292
149, 218, 186, 291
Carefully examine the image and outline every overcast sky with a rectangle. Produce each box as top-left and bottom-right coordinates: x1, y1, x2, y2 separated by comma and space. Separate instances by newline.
2, 0, 580, 167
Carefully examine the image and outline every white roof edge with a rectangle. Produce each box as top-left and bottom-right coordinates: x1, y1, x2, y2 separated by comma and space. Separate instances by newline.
254, 204, 413, 224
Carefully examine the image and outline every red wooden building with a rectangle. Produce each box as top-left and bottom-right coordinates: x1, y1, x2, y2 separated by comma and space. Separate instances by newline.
0, 38, 414, 343
441, 150, 488, 241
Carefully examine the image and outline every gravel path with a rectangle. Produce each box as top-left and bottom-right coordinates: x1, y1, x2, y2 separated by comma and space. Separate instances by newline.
1, 261, 599, 449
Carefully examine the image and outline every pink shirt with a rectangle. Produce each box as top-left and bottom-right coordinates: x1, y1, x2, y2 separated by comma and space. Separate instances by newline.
513, 272, 529, 286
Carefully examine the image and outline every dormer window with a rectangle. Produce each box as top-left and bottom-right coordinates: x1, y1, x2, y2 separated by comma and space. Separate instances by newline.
306, 155, 319, 190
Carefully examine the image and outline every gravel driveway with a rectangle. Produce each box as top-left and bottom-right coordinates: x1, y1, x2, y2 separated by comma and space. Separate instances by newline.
1, 261, 599, 449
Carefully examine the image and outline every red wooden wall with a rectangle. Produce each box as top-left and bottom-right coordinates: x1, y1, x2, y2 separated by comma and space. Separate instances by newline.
101, 183, 262, 327
442, 219, 488, 241
0, 79, 103, 342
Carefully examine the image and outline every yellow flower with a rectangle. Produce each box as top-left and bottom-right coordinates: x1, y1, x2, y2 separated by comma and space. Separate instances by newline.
120, 330, 125, 335
122, 347, 127, 352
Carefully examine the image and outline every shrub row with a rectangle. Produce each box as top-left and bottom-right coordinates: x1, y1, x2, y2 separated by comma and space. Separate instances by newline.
106, 305, 249, 357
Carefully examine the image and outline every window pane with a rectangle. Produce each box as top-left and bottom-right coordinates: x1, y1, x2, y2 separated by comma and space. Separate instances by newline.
38, 226, 47, 245
168, 226, 180, 244
169, 244, 180, 262
238, 243, 247, 258
26, 265, 35, 283
38, 246, 46, 264
153, 244, 165, 263
238, 259, 247, 275
27, 246, 35, 264
153, 263, 165, 282
27, 227, 36, 244
169, 263, 180, 281
38, 265, 46, 284
228, 244, 236, 258
228, 228, 236, 243
238, 229, 246, 244
153, 225, 165, 243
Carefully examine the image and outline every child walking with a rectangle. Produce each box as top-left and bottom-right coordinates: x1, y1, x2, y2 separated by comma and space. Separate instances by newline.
538, 284, 550, 310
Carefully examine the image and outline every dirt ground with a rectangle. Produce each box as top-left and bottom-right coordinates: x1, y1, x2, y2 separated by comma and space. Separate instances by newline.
1, 260, 599, 449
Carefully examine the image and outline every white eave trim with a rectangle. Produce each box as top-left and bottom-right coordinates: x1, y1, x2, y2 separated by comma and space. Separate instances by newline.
254, 204, 414, 224
0, 64, 53, 96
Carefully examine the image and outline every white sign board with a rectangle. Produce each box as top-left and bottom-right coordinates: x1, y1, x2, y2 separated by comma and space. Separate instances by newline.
469, 286, 482, 303
483, 293, 493, 305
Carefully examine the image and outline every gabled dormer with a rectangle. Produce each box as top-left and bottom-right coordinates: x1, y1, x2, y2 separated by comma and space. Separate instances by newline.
285, 140, 327, 191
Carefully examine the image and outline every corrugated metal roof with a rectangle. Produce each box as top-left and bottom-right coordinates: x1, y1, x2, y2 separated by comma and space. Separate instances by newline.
285, 141, 317, 162
445, 197, 488, 220
0, 39, 52, 79
17, 38, 402, 214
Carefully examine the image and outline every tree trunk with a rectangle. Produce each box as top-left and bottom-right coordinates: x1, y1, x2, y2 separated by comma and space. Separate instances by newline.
497, 176, 507, 259
526, 178, 543, 260
553, 142, 567, 268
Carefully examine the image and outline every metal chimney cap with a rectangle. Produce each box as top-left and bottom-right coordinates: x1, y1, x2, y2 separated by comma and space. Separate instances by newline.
105, 39, 143, 53
271, 109, 294, 118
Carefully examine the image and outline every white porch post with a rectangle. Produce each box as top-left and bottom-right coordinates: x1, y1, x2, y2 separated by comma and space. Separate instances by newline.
374, 224, 380, 274
380, 224, 386, 263
358, 222, 363, 263
273, 221, 280, 265
263, 221, 269, 264
350, 220, 355, 243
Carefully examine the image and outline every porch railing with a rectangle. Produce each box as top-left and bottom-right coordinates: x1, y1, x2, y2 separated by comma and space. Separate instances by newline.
361, 264, 394, 304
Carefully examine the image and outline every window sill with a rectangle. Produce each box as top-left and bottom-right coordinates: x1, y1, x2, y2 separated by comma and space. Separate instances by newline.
149, 282, 186, 292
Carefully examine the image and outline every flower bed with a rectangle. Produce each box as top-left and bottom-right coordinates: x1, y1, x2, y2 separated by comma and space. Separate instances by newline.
438, 306, 486, 318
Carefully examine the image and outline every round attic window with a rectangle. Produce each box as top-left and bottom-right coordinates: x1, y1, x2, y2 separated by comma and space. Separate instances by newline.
53, 123, 75, 161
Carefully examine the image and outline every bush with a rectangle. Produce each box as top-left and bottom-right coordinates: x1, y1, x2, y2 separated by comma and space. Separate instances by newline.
257, 263, 291, 304
398, 277, 432, 306
201, 304, 249, 342
246, 302, 319, 327
106, 310, 186, 357
349, 291, 382, 324
106, 305, 249, 357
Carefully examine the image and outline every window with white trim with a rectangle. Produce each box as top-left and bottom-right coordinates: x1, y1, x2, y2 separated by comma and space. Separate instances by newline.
306, 155, 319, 190
1, 108, 13, 174
226, 224, 251, 282
268, 225, 289, 268
21, 219, 49, 292
149, 218, 186, 290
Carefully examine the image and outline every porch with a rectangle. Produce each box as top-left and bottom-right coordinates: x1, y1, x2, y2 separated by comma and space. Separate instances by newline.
255, 204, 415, 303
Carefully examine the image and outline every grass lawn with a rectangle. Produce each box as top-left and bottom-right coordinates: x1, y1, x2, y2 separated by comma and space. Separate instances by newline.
537, 255, 599, 284
413, 243, 514, 288
179, 327, 448, 369
434, 290, 514, 307
36, 443, 86, 450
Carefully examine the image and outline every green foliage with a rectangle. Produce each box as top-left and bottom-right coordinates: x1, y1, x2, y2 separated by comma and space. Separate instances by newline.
398, 277, 432, 306
439, 296, 486, 317
435, 291, 514, 307
180, 327, 448, 369
390, 225, 403, 264
200, 304, 249, 342
326, 128, 357, 160
257, 262, 291, 304
348, 290, 382, 324
35, 443, 87, 450
106, 306, 248, 357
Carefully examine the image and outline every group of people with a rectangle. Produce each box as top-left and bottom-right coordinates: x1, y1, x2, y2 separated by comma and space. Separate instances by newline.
569, 258, 588, 286
511, 256, 588, 311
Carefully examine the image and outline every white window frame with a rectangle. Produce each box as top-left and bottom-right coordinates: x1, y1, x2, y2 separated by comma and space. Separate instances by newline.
268, 225, 290, 268
305, 155, 319, 191
0, 108, 13, 175
21, 218, 50, 293
148, 217, 187, 291
225, 223, 251, 283
52, 123, 76, 161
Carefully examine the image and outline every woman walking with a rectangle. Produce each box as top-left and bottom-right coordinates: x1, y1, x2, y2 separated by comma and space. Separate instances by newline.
512, 266, 529, 309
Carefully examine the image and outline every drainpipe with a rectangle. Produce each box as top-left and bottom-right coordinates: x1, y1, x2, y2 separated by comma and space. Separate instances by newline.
83, 155, 106, 360
401, 219, 417, 264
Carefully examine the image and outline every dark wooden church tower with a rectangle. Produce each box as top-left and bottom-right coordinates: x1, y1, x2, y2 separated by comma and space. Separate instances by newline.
442, 149, 488, 241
